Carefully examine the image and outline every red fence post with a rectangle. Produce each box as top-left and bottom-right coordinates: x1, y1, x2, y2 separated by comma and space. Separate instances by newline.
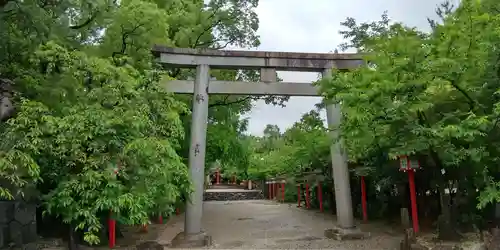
216, 169, 220, 184
281, 182, 285, 202
108, 210, 116, 248
273, 182, 277, 199
109, 162, 120, 248
408, 170, 419, 233
270, 181, 273, 199
318, 181, 323, 212
399, 156, 420, 234
305, 183, 310, 209
297, 184, 301, 207
267, 181, 271, 199
273, 182, 276, 199
271, 181, 274, 199
361, 176, 368, 222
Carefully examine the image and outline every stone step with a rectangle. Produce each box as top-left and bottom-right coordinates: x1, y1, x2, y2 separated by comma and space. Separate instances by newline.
208, 184, 245, 189
203, 190, 264, 201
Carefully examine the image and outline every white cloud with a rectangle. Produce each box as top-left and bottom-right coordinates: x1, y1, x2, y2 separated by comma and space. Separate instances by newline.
245, 0, 452, 136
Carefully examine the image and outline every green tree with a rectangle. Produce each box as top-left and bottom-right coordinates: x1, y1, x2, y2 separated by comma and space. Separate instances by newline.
0, 0, 265, 246
316, 0, 500, 239
247, 110, 330, 181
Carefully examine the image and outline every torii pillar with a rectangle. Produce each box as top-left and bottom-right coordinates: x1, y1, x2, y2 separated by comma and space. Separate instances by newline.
152, 46, 366, 246
323, 69, 355, 230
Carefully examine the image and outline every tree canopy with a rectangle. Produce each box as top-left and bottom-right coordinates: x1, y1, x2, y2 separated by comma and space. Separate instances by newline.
316, 0, 500, 208
0, 0, 262, 244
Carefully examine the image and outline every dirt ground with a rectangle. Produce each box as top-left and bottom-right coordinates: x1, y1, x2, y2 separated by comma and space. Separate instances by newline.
158, 200, 402, 249
157, 200, 485, 249
38, 199, 485, 249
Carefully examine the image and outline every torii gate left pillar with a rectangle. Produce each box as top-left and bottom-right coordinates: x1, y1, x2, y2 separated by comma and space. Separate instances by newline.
152, 46, 366, 247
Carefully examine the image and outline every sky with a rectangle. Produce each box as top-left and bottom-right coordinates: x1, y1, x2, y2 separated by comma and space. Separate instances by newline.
243, 0, 458, 136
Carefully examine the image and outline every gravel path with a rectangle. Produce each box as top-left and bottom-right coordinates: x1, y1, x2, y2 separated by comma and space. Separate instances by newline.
158, 199, 402, 249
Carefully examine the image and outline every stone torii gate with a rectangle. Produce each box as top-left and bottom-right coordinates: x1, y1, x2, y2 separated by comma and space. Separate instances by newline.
151, 46, 364, 246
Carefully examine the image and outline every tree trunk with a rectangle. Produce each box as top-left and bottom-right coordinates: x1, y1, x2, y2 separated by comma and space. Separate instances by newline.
437, 187, 461, 240
0, 78, 15, 122
495, 203, 500, 228
67, 223, 79, 250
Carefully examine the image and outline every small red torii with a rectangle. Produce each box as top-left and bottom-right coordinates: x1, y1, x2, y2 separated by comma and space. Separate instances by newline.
266, 176, 287, 202
296, 170, 324, 211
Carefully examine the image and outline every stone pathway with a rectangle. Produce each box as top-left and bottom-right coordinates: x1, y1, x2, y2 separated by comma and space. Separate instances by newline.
157, 200, 402, 249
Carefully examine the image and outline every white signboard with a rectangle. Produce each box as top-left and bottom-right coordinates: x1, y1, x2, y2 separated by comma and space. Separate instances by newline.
399, 157, 408, 169
409, 159, 420, 169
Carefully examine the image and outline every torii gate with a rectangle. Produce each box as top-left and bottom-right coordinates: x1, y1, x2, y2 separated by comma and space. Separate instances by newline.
151, 46, 364, 246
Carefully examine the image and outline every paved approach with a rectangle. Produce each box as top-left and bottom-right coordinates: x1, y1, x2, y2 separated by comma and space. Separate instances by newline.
157, 200, 401, 249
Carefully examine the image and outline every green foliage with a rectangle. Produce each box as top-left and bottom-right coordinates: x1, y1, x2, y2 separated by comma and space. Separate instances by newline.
247, 110, 331, 181
0, 0, 263, 245
316, 0, 500, 209
0, 41, 190, 244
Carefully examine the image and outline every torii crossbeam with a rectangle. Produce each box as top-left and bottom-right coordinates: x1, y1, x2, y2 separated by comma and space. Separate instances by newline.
151, 45, 365, 246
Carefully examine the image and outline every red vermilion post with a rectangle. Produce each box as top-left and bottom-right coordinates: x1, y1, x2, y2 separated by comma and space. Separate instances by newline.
297, 184, 301, 207
158, 214, 163, 224
318, 181, 323, 212
361, 176, 368, 222
268, 182, 271, 199
408, 170, 419, 233
109, 162, 120, 248
108, 210, 116, 248
176, 207, 180, 215
281, 182, 285, 202
270, 183, 273, 199
399, 156, 420, 233
273, 183, 277, 199
271, 182, 274, 200
274, 183, 277, 198
305, 183, 310, 209
270, 182, 273, 199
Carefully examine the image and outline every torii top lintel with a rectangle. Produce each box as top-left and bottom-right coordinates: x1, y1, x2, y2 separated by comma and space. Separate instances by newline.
152, 45, 364, 72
